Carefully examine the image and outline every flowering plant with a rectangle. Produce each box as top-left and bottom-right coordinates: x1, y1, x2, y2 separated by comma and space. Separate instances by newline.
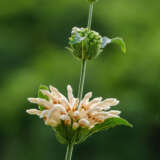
26, 0, 132, 160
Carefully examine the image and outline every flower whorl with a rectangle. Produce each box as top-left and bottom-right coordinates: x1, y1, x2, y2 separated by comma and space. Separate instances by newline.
27, 85, 121, 129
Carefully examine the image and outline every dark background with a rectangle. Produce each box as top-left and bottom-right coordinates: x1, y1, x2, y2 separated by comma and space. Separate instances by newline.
0, 0, 160, 160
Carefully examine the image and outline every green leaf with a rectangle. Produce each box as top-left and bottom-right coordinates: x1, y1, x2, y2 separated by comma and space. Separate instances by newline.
65, 47, 73, 53
76, 117, 132, 144
111, 37, 126, 53
54, 123, 77, 144
102, 36, 126, 54
53, 125, 68, 144
38, 84, 49, 111
55, 131, 68, 144
89, 117, 132, 136
75, 128, 90, 144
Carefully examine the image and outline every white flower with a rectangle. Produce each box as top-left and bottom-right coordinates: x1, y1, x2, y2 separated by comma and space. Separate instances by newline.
26, 85, 121, 129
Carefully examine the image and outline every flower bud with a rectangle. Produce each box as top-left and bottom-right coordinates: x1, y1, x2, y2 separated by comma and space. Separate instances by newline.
67, 27, 104, 60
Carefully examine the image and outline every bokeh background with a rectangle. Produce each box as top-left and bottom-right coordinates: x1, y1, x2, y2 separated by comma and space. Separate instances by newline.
0, 0, 160, 160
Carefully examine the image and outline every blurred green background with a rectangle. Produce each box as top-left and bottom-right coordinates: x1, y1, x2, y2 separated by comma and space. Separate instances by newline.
0, 0, 160, 160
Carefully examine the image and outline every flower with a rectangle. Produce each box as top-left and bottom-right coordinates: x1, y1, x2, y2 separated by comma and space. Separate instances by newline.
27, 85, 120, 129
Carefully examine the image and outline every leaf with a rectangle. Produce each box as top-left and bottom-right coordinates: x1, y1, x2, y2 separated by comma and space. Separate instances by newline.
65, 47, 73, 53
102, 36, 126, 54
76, 117, 132, 144
55, 131, 68, 144
111, 37, 126, 53
75, 128, 90, 144
38, 85, 49, 111
89, 117, 132, 136
53, 125, 68, 144
70, 33, 86, 45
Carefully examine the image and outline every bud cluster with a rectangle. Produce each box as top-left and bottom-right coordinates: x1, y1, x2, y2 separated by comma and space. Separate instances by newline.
68, 27, 105, 60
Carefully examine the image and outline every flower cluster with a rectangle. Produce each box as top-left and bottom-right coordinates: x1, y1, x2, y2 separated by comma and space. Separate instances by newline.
67, 27, 126, 60
67, 27, 107, 60
27, 85, 121, 130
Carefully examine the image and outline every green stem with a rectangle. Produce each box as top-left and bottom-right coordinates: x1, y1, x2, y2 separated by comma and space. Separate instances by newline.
65, 142, 74, 160
77, 59, 87, 102
77, 3, 94, 104
87, 2, 94, 30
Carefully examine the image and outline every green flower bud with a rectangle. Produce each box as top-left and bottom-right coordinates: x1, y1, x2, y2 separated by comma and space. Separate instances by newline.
67, 27, 103, 60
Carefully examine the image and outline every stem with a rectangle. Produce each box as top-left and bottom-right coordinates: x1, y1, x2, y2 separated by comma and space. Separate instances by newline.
87, 2, 94, 30
65, 143, 74, 160
77, 3, 94, 104
77, 59, 87, 102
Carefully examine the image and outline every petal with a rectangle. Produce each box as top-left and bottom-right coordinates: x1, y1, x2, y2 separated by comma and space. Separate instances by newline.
99, 98, 119, 107
80, 92, 92, 107
87, 106, 102, 114
92, 112, 108, 117
86, 97, 102, 109
28, 98, 53, 109
40, 110, 48, 118
60, 115, 71, 125
61, 98, 72, 111
49, 85, 66, 99
79, 118, 90, 128
101, 36, 111, 48
94, 116, 105, 123
26, 109, 41, 116
72, 122, 79, 130
47, 104, 66, 120
45, 119, 58, 127
72, 98, 79, 111
67, 85, 74, 105
40, 89, 56, 101
108, 110, 121, 115
72, 111, 80, 120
